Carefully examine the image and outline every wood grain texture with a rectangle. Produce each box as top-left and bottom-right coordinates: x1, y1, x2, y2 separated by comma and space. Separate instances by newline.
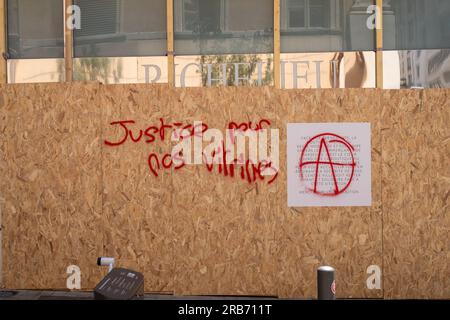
167, 0, 174, 86
0, 83, 103, 289
382, 89, 450, 298
376, 0, 383, 88
101, 84, 174, 293
0, 84, 448, 298
274, 89, 383, 299
169, 87, 283, 296
273, 0, 280, 89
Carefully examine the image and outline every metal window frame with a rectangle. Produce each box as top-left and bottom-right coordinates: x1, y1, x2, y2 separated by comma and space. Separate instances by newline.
180, 0, 227, 33
285, 0, 334, 30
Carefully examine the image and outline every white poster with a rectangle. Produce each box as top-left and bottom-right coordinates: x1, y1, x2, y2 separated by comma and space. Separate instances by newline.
287, 123, 372, 207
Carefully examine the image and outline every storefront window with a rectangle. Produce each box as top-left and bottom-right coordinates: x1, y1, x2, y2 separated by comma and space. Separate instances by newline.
174, 0, 274, 55
73, 0, 167, 57
281, 0, 376, 53
383, 0, 450, 50
287, 0, 330, 29
7, 0, 64, 59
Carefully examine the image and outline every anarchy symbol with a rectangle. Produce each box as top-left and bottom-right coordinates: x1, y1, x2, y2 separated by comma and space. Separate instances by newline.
299, 133, 356, 196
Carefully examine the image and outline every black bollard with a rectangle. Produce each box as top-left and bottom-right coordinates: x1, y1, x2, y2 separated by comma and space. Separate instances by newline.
317, 266, 336, 300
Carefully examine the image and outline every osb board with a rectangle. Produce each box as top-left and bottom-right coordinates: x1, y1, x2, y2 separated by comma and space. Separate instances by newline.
273, 89, 383, 299
0, 84, 448, 298
98, 86, 382, 298
382, 89, 450, 299
168, 88, 285, 297
101, 85, 174, 293
0, 83, 103, 289
150, 88, 381, 298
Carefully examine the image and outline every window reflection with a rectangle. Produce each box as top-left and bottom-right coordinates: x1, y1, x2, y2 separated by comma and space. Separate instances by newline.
175, 54, 273, 87
286, 0, 330, 29
384, 0, 450, 50
281, 0, 376, 53
174, 0, 274, 55
73, 57, 168, 84
383, 49, 450, 89
7, 0, 64, 59
74, 0, 167, 57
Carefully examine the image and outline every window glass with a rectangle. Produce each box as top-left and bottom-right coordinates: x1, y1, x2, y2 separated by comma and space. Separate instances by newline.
74, 0, 167, 57
7, 0, 64, 59
174, 0, 274, 55
281, 0, 376, 53
383, 0, 450, 50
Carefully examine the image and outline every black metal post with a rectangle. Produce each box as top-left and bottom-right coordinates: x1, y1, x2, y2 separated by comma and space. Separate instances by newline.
317, 266, 336, 300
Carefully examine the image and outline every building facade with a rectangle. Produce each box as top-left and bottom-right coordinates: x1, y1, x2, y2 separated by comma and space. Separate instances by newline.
2, 0, 450, 88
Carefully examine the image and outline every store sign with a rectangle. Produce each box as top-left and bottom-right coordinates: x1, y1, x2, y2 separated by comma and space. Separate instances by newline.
174, 52, 375, 88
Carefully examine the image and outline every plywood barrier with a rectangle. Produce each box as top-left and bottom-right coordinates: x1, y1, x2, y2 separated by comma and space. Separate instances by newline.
382, 90, 450, 299
0, 83, 448, 298
0, 83, 103, 289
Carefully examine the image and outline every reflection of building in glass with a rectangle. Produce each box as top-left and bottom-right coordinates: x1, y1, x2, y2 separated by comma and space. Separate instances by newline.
7, 59, 64, 83
7, 0, 64, 59
386, 0, 450, 50
174, 54, 273, 87
285, 0, 331, 28
4, 0, 450, 88
7, 57, 169, 84
399, 50, 450, 88
281, 51, 375, 89
73, 0, 167, 57
174, 0, 274, 55
281, 0, 375, 53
